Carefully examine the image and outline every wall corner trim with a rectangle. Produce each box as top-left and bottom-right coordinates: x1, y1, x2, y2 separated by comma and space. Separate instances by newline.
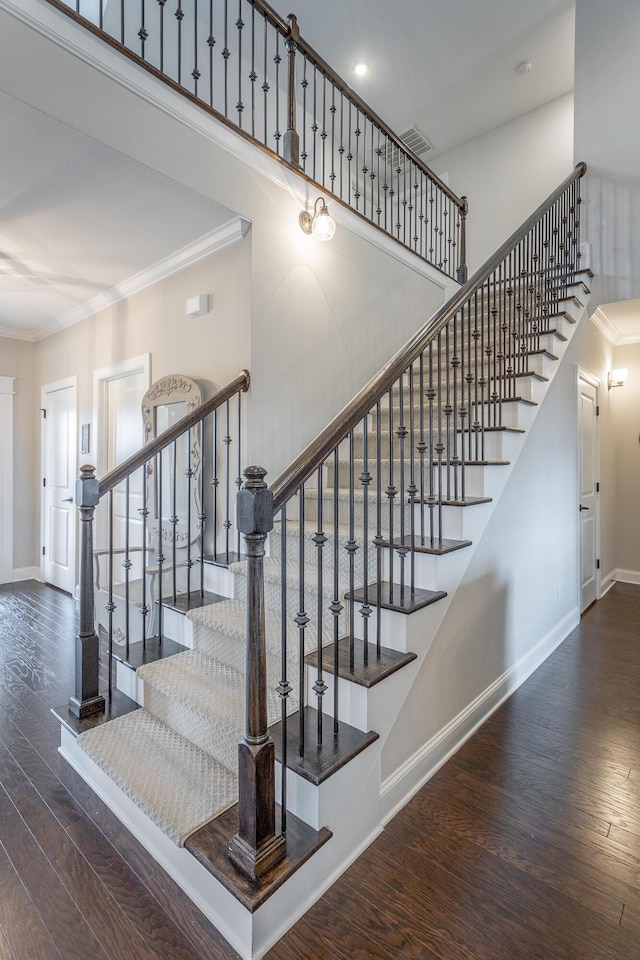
32, 216, 251, 342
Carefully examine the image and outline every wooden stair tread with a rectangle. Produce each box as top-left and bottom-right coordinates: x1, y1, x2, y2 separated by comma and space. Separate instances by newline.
185, 803, 332, 912
347, 581, 447, 614
52, 690, 140, 739
305, 637, 417, 688
270, 706, 379, 785
159, 589, 228, 615
382, 536, 473, 555
110, 634, 188, 671
200, 552, 245, 568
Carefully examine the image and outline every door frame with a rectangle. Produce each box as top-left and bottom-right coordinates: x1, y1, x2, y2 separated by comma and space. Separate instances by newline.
0, 377, 15, 584
41, 375, 78, 592
577, 367, 601, 611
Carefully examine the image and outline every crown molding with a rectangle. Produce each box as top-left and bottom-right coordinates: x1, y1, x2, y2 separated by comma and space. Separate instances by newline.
590, 305, 640, 346
0, 325, 37, 342
30, 216, 250, 342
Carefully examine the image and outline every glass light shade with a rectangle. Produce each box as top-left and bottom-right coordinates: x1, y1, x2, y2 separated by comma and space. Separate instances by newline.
608, 368, 628, 388
311, 206, 336, 241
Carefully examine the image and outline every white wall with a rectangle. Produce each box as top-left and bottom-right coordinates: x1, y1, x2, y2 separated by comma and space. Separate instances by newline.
611, 341, 640, 578
0, 337, 36, 575
430, 94, 575, 273
574, 0, 640, 309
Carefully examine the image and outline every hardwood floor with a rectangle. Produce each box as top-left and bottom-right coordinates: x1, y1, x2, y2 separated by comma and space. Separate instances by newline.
0, 580, 639, 959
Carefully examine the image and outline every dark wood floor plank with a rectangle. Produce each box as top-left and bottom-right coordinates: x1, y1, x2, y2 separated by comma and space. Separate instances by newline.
0, 845, 61, 960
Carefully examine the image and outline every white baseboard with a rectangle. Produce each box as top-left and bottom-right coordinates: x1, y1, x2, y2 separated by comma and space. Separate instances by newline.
379, 606, 579, 819
612, 568, 640, 585
12, 566, 42, 583
600, 569, 617, 596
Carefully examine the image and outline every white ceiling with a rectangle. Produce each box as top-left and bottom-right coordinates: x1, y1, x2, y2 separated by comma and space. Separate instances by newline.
1, 0, 577, 341
0, 89, 236, 339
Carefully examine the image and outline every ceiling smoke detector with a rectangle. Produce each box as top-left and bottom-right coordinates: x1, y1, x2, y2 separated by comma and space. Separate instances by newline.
516, 61, 532, 75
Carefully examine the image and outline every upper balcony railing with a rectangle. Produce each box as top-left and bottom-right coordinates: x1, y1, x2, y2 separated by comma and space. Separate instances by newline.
45, 0, 468, 281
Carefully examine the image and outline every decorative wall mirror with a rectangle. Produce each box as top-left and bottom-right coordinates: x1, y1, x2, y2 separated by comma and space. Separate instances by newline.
142, 374, 203, 548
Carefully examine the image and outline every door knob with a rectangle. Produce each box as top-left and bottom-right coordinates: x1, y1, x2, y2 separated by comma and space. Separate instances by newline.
579, 505, 588, 511
62, 497, 74, 503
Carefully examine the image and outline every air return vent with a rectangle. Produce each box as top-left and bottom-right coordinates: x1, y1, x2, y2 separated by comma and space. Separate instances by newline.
384, 125, 433, 171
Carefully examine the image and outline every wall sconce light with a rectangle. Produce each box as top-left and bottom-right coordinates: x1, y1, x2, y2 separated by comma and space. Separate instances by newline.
608, 368, 628, 389
299, 197, 336, 241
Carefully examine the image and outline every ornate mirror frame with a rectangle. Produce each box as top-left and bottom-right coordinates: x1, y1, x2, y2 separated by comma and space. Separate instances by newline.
142, 374, 203, 547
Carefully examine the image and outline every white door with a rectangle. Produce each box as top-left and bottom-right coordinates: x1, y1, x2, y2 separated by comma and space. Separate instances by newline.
578, 374, 599, 612
42, 380, 77, 594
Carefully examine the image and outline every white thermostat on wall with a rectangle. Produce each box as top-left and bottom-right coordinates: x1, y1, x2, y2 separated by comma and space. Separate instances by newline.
186, 294, 210, 318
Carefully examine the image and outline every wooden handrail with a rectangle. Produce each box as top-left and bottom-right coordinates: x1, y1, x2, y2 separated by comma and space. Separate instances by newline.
271, 163, 587, 511
99, 370, 250, 497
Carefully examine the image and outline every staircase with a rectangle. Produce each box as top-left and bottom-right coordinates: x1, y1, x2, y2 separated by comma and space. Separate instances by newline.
53, 164, 590, 959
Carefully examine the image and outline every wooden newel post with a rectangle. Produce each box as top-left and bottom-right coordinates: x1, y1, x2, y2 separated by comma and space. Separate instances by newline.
229, 466, 286, 881
283, 14, 300, 169
457, 196, 469, 284
69, 465, 105, 719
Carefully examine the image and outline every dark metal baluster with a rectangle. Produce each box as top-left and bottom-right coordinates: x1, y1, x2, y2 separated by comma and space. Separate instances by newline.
386, 387, 395, 603
321, 75, 327, 186
212, 408, 218, 561
171, 439, 178, 602
297, 487, 307, 758
347, 431, 356, 669
208, 0, 214, 106
193, 0, 199, 97
452, 310, 459, 501
124, 476, 131, 659
300, 54, 308, 173
444, 324, 452, 502
361, 416, 371, 665
225, 400, 231, 561
354, 107, 360, 211
398, 376, 407, 603
375, 401, 382, 658
237, 392, 243, 558
338, 90, 344, 197
436, 334, 444, 543
427, 342, 435, 544
233, 0, 242, 125
331, 448, 341, 736
314, 467, 326, 745
139, 0, 146, 59
223, 0, 229, 117
186, 427, 193, 601
274, 29, 281, 153
278, 506, 290, 833
249, 4, 256, 136
157, 451, 164, 641
418, 352, 426, 546
347, 101, 352, 205
141, 463, 149, 644
459, 307, 467, 501
176, 0, 183, 86
408, 365, 416, 596
329, 81, 336, 192
120, 0, 124, 44
107, 489, 114, 697
262, 13, 268, 145
199, 417, 206, 598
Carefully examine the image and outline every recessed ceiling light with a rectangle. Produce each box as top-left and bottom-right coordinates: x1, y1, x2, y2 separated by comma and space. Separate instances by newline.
516, 61, 532, 75
354, 63, 368, 77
